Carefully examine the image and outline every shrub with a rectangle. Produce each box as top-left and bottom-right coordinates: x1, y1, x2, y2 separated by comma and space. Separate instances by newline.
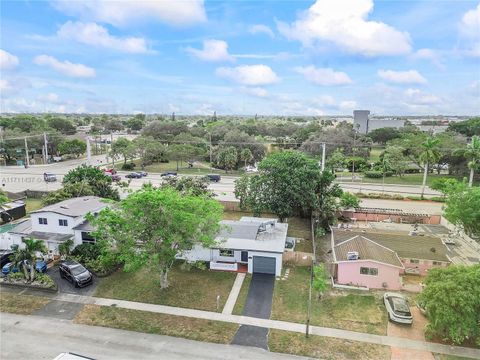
6, 272, 25, 282
364, 171, 383, 178
35, 273, 55, 288
121, 163, 136, 170
71, 243, 102, 263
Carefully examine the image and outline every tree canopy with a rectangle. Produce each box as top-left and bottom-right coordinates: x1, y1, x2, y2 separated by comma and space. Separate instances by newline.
89, 187, 223, 288
444, 184, 480, 239
418, 264, 480, 345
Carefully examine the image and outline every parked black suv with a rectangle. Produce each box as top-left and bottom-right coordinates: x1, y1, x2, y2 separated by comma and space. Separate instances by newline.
205, 174, 221, 182
59, 260, 93, 288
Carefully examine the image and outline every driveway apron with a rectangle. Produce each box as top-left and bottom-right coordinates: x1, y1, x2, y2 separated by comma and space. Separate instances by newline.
231, 273, 275, 350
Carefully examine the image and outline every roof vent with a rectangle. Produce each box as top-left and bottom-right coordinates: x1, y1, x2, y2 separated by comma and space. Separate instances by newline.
347, 251, 359, 260
258, 220, 276, 233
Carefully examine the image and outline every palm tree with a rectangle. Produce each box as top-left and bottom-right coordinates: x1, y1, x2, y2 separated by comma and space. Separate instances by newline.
419, 137, 441, 199
463, 136, 480, 187
12, 238, 47, 282
240, 148, 254, 168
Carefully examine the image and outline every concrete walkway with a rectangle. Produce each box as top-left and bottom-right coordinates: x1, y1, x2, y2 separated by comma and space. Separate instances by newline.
48, 292, 480, 359
222, 273, 246, 315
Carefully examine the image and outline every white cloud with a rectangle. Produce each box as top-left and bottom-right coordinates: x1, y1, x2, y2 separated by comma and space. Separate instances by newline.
277, 0, 411, 56
37, 93, 60, 103
33, 55, 96, 78
411, 48, 445, 70
58, 21, 148, 53
378, 69, 427, 84
0, 77, 31, 97
52, 0, 206, 27
339, 100, 358, 110
294, 66, 353, 86
216, 65, 279, 86
0, 49, 19, 70
249, 24, 275, 38
241, 87, 269, 97
459, 3, 480, 57
404, 88, 441, 105
186, 39, 234, 62
314, 95, 336, 106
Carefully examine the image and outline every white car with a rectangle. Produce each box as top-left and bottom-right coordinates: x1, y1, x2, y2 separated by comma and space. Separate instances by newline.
383, 293, 413, 325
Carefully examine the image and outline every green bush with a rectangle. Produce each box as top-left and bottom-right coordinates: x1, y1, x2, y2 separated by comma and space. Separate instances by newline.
364, 171, 383, 178
121, 163, 136, 170
71, 243, 102, 263
35, 273, 55, 288
6, 272, 25, 282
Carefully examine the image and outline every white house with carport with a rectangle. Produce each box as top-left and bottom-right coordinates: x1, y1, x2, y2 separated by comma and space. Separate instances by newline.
180, 217, 288, 277
6, 196, 108, 254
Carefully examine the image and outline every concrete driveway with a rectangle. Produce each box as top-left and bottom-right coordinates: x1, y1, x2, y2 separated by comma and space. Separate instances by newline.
48, 265, 97, 296
231, 273, 275, 350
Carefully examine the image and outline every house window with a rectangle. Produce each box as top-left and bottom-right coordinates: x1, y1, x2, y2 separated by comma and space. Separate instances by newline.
59, 219, 68, 227
38, 217, 48, 225
410, 259, 419, 264
81, 232, 95, 244
360, 267, 378, 276
219, 249, 234, 257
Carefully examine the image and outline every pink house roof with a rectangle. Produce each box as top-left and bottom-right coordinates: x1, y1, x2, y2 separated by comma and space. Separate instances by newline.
333, 235, 404, 268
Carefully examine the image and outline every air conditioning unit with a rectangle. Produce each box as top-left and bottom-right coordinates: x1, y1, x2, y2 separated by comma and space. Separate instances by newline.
347, 251, 359, 260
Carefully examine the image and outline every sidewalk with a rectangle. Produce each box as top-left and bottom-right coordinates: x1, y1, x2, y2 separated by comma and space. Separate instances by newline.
50, 292, 480, 360
222, 273, 246, 315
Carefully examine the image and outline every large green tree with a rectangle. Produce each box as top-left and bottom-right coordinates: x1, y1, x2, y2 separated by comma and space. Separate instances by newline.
444, 184, 480, 239
110, 138, 133, 165
459, 135, 480, 187
58, 139, 87, 158
418, 264, 480, 345
419, 137, 441, 199
216, 146, 238, 173
89, 187, 223, 288
62, 165, 119, 201
235, 151, 342, 223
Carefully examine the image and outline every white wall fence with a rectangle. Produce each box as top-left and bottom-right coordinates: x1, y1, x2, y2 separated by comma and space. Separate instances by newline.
210, 262, 238, 271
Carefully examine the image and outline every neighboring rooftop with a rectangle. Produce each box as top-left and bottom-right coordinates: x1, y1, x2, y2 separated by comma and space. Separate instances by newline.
334, 235, 403, 268
216, 217, 288, 252
332, 228, 450, 262
30, 196, 108, 217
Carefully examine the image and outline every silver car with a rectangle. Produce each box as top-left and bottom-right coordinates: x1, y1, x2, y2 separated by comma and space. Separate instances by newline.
383, 293, 413, 324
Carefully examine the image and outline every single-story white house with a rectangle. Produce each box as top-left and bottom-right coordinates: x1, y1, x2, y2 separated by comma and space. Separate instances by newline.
180, 217, 288, 277
5, 196, 108, 254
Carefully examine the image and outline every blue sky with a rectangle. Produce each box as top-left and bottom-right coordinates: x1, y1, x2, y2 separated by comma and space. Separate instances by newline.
1, 0, 479, 115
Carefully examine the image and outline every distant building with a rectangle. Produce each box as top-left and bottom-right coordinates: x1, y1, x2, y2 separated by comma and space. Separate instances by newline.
353, 110, 405, 134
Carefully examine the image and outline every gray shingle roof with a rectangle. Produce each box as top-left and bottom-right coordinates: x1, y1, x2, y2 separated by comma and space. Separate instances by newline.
332, 228, 450, 262
334, 236, 403, 268
31, 196, 108, 217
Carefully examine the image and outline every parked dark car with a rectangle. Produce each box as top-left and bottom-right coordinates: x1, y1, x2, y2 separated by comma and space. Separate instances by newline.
59, 260, 93, 288
137, 171, 148, 177
125, 172, 142, 179
205, 174, 221, 182
0, 250, 13, 268
161, 171, 177, 177
105, 173, 121, 182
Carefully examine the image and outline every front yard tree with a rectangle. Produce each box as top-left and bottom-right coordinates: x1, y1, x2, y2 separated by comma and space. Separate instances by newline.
418, 264, 480, 345
89, 187, 223, 289
312, 264, 330, 300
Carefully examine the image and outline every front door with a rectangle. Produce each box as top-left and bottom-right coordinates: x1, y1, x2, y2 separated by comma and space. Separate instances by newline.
241, 251, 248, 262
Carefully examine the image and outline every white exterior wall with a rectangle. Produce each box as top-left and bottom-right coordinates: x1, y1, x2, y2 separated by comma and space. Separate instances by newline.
247, 251, 283, 277
0, 232, 23, 250
31, 212, 80, 234
73, 230, 83, 247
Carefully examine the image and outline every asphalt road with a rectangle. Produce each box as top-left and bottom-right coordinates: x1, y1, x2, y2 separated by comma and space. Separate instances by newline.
0, 312, 309, 360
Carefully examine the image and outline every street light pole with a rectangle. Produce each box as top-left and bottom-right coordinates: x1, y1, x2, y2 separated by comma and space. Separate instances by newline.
321, 143, 326, 172
24, 137, 30, 167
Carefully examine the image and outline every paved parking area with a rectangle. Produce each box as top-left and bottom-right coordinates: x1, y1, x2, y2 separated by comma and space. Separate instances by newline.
48, 265, 97, 296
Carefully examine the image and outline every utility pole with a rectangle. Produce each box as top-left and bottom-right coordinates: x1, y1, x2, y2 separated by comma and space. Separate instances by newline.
24, 137, 30, 167
209, 132, 213, 164
321, 143, 326, 172
172, 112, 175, 121
352, 130, 357, 182
110, 132, 115, 168
43, 132, 49, 164
86, 136, 91, 165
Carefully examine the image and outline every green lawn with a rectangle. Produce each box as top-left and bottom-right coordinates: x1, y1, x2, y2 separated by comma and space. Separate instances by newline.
271, 266, 387, 335
0, 292, 50, 315
336, 172, 475, 187
75, 305, 238, 344
286, 217, 313, 253
269, 330, 390, 360
25, 198, 43, 213
232, 274, 251, 315
369, 148, 383, 162
131, 160, 245, 176
94, 263, 236, 312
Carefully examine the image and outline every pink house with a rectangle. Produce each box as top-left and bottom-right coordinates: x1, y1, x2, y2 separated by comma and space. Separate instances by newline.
331, 228, 451, 290
333, 236, 404, 290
